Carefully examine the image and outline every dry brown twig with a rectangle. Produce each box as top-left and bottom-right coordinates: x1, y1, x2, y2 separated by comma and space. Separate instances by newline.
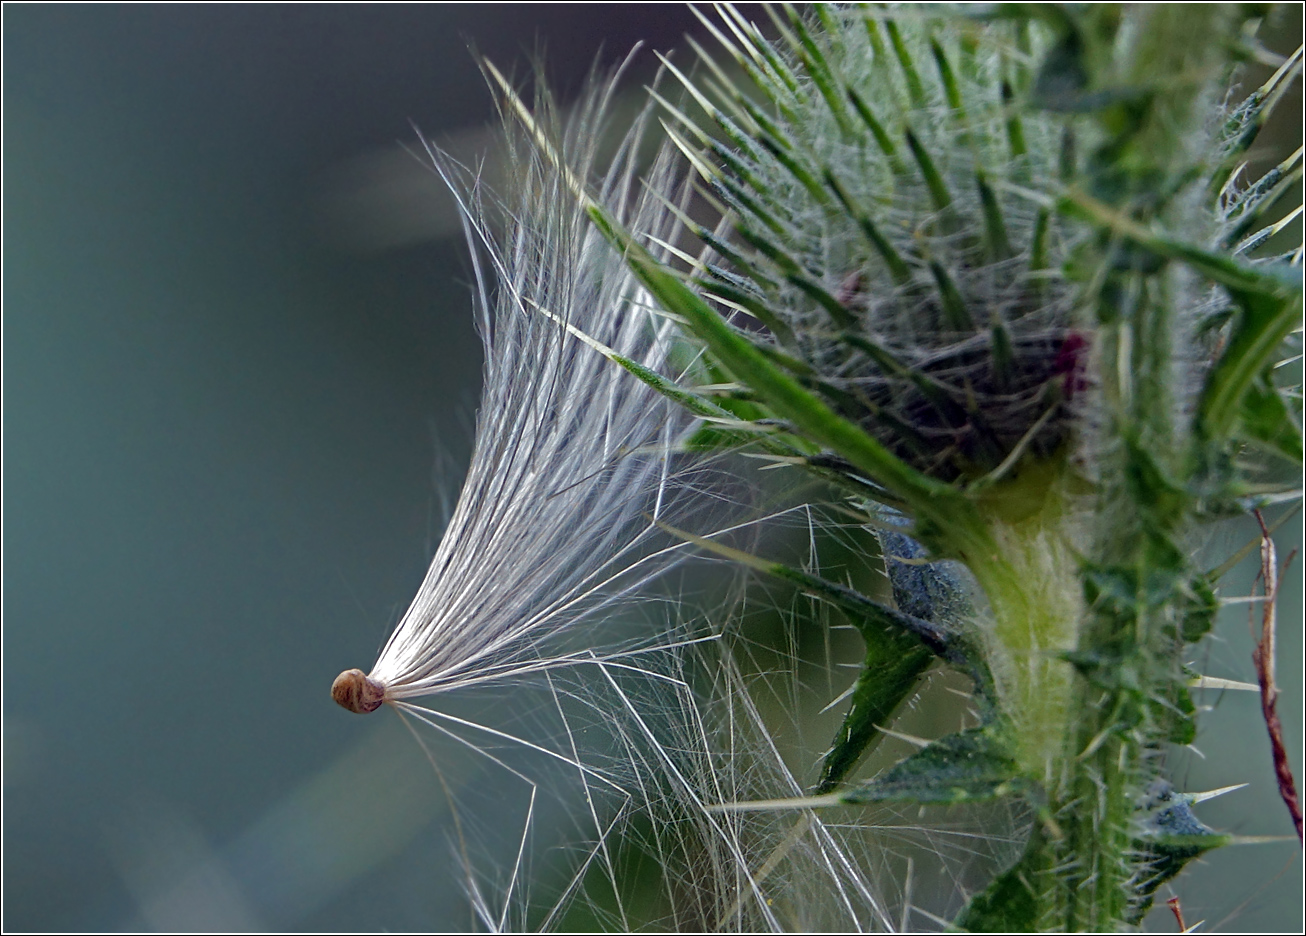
1252, 509, 1303, 845
1166, 895, 1186, 932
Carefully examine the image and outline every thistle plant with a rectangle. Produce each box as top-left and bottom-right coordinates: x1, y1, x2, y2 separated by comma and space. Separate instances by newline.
563, 2, 1302, 930
331, 3, 1302, 931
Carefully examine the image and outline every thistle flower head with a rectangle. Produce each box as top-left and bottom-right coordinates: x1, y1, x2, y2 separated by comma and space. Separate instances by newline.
662, 5, 1088, 485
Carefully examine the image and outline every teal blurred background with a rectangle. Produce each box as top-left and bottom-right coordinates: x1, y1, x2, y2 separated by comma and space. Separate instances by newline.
3, 4, 1301, 932
3, 5, 722, 930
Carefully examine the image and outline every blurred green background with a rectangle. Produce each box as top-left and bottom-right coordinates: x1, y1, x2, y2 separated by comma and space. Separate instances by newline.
3, 4, 1301, 932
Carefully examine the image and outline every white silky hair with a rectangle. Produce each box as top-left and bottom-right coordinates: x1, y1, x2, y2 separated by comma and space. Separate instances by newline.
366, 77, 701, 702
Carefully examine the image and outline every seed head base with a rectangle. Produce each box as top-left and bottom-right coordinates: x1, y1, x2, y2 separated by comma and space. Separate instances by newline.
332, 668, 386, 714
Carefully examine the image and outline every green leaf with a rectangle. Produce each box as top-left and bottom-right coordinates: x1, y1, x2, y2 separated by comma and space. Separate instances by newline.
1128, 782, 1233, 923
815, 628, 935, 794
1199, 276, 1304, 444
956, 851, 1042, 932
1238, 372, 1304, 464
824, 171, 913, 284
929, 261, 975, 331
906, 127, 953, 214
846, 87, 907, 176
836, 728, 1025, 805
1179, 572, 1218, 643
883, 16, 928, 108
977, 172, 1014, 262
817, 522, 973, 793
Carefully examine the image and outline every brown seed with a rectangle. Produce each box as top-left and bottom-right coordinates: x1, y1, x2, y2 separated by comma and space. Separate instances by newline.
332, 668, 386, 714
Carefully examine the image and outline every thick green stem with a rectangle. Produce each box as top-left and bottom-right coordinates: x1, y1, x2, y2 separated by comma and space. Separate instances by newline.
966, 458, 1085, 783
1060, 664, 1141, 929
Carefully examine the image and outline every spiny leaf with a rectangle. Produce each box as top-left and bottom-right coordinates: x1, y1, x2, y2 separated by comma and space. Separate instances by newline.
815, 629, 936, 794
1234, 204, 1305, 257
955, 851, 1042, 932
1225, 171, 1305, 250
977, 172, 1014, 261
846, 86, 907, 176
836, 728, 1025, 805
726, 5, 803, 99
683, 34, 753, 121
1210, 44, 1304, 194
707, 4, 767, 72
521, 298, 744, 428
734, 227, 858, 327
906, 127, 954, 214
823, 171, 913, 284
655, 52, 739, 138
786, 4, 856, 139
717, 729, 1024, 814
713, 175, 789, 237
695, 277, 796, 345
1003, 79, 1028, 160
1239, 372, 1304, 463
1029, 206, 1051, 271
1199, 279, 1303, 444
1226, 146, 1303, 225
929, 260, 976, 331
754, 134, 832, 206
1129, 781, 1234, 922
693, 224, 780, 291
706, 140, 772, 199
658, 119, 718, 185
883, 15, 928, 108
818, 520, 977, 793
